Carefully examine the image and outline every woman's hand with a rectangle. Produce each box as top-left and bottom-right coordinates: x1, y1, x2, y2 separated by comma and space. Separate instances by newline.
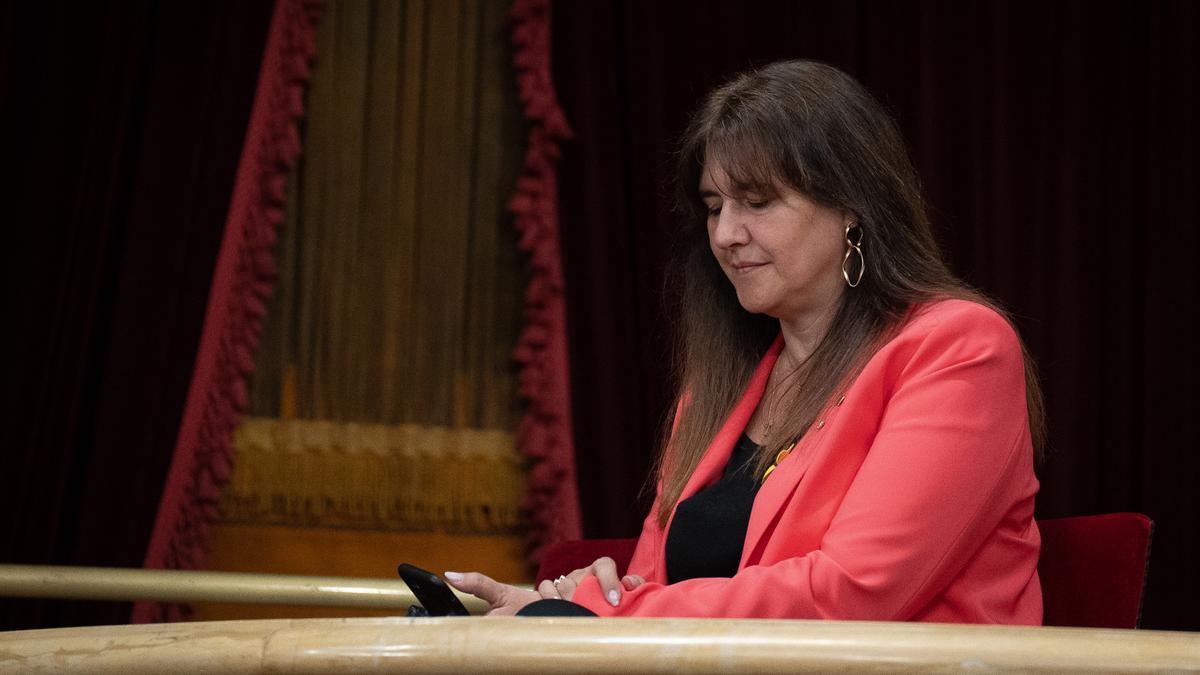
534, 556, 646, 606
443, 571, 542, 616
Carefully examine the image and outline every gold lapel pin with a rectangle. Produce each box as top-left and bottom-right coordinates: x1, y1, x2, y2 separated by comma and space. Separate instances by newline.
762, 439, 798, 481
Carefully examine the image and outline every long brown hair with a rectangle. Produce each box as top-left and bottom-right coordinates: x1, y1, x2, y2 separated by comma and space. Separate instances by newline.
655, 60, 1045, 526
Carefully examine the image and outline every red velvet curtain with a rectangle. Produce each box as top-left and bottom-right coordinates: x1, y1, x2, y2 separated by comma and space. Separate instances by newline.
552, 0, 1199, 630
0, 0, 573, 631
509, 0, 584, 560
0, 1, 274, 630
132, 0, 319, 623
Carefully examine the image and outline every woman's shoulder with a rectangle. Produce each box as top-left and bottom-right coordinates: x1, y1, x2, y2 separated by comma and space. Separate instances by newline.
879, 298, 1023, 370
903, 298, 1018, 343
846, 298, 1027, 404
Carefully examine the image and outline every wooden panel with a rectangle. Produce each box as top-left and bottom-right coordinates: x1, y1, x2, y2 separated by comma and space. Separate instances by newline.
193, 524, 529, 621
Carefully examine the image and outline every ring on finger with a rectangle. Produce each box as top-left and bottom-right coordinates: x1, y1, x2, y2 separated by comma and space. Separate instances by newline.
552, 575, 568, 589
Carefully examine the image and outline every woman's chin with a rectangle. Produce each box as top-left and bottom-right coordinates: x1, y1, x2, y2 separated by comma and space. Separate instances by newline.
734, 292, 779, 317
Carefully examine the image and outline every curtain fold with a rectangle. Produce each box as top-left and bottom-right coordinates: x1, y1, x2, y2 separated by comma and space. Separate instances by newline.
0, 1, 274, 631
508, 0, 583, 557
132, 0, 321, 624
249, 0, 523, 433
227, 0, 527, 545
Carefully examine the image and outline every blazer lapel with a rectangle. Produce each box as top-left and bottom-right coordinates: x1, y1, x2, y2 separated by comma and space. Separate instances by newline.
668, 336, 784, 523
741, 359, 853, 567
740, 426, 820, 567
741, 384, 851, 566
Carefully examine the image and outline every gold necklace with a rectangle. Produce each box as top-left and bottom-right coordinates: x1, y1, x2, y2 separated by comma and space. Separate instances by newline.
759, 349, 804, 482
758, 350, 797, 444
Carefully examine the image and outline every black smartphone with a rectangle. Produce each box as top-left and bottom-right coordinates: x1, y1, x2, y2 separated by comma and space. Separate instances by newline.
398, 563, 471, 616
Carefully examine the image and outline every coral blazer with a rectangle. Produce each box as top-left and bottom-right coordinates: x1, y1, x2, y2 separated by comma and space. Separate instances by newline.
573, 300, 1042, 624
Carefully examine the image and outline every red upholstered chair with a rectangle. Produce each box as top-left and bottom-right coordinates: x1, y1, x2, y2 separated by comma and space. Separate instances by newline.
536, 513, 1153, 629
536, 537, 638, 585
1038, 513, 1153, 628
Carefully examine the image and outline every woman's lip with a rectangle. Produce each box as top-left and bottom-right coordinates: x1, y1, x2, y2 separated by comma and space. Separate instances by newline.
732, 262, 767, 271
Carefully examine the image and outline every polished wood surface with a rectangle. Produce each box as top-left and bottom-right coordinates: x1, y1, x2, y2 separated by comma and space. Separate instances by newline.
0, 564, 493, 613
2, 617, 1199, 673
196, 524, 530, 620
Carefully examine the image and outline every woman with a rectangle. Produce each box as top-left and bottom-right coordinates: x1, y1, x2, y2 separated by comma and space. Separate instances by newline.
447, 60, 1045, 624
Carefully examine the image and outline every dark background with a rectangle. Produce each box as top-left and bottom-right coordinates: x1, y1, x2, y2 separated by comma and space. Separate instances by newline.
554, 0, 1198, 631
1, 0, 1196, 632
0, 1, 272, 629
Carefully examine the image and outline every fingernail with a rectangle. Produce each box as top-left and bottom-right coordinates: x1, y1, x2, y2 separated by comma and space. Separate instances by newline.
445, 571, 464, 582
607, 589, 620, 606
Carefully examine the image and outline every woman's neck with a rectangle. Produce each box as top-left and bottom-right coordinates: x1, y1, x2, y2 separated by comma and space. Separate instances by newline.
777, 299, 840, 365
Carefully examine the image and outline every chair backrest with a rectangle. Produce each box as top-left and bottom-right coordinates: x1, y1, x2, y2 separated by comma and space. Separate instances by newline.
537, 513, 1153, 629
536, 537, 637, 584
1038, 512, 1153, 629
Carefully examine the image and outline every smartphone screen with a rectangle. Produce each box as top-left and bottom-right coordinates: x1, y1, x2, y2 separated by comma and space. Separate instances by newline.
398, 563, 472, 616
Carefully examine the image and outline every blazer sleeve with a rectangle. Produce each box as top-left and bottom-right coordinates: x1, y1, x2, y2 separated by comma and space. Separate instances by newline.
621, 396, 684, 585
573, 305, 1034, 619
623, 498, 667, 583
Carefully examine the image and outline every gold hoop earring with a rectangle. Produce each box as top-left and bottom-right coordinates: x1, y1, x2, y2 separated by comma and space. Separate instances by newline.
842, 223, 865, 288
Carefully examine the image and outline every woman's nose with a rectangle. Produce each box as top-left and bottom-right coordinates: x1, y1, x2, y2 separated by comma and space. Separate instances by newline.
710, 206, 750, 248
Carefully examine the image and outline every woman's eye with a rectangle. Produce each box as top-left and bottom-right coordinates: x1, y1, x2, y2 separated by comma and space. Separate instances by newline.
746, 198, 770, 210
706, 205, 722, 217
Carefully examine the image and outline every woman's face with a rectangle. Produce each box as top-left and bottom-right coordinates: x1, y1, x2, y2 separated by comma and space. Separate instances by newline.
701, 158, 849, 323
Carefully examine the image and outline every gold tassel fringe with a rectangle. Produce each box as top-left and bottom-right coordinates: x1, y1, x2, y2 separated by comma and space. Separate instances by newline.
219, 417, 526, 534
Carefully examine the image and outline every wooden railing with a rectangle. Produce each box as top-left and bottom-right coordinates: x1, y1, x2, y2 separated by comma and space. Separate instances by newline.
0, 564, 493, 613
3, 616, 1199, 672
2, 565, 1199, 672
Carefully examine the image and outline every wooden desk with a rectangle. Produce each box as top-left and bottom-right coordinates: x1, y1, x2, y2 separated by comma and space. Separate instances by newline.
3, 616, 1198, 672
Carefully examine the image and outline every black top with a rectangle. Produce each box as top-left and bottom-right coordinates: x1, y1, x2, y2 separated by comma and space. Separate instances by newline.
664, 433, 763, 584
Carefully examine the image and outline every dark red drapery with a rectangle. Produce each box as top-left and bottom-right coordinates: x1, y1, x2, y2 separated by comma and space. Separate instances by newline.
508, 0, 584, 560
131, 0, 320, 623
0, 1, 275, 631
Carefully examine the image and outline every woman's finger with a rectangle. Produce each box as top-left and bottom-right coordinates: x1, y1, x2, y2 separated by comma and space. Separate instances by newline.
444, 571, 502, 605
446, 571, 545, 615
621, 574, 645, 590
536, 579, 561, 599
591, 557, 622, 606
556, 575, 580, 601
